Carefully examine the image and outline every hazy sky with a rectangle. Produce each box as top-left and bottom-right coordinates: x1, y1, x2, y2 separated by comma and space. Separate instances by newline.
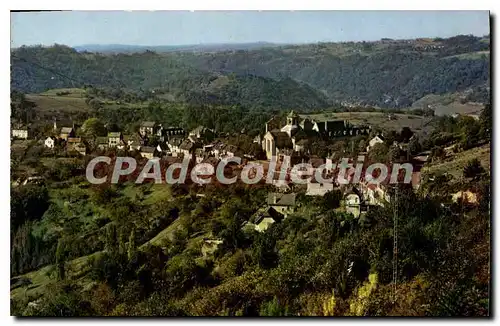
11, 10, 490, 47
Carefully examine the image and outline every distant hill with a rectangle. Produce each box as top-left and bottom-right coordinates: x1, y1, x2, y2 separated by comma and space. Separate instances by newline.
73, 42, 283, 54
11, 35, 490, 109
183, 74, 330, 110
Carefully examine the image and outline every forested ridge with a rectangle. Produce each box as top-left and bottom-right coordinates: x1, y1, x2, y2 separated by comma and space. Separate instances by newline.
11, 35, 490, 109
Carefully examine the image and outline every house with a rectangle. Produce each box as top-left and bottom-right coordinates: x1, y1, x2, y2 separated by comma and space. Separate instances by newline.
366, 135, 385, 152
60, 127, 75, 141
359, 182, 390, 207
223, 144, 240, 159
157, 126, 185, 141
210, 141, 226, 159
44, 136, 56, 149
108, 132, 123, 147
22, 176, 44, 186
96, 137, 109, 150
452, 190, 478, 205
189, 126, 215, 142
139, 121, 157, 136
267, 193, 296, 216
156, 142, 169, 155
126, 134, 143, 152
179, 139, 199, 157
140, 146, 157, 159
252, 207, 284, 232
262, 130, 294, 160
66, 137, 81, 149
344, 188, 363, 218
12, 126, 29, 140
306, 182, 334, 196
167, 137, 184, 157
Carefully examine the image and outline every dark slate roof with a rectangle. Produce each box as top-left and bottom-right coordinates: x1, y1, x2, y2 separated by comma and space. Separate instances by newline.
96, 137, 108, 144
141, 121, 156, 127
267, 193, 296, 207
67, 137, 81, 143
179, 139, 196, 151
168, 137, 184, 146
60, 127, 73, 134
253, 207, 284, 225
108, 132, 122, 138
225, 145, 239, 153
270, 131, 293, 149
202, 157, 220, 166
141, 146, 156, 153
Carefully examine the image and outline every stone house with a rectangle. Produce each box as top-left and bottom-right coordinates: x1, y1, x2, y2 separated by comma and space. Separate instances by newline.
253, 207, 284, 232
267, 193, 296, 216
306, 182, 334, 196
167, 137, 184, 157
108, 132, 123, 147
60, 127, 75, 141
66, 137, 86, 155
140, 146, 157, 159
179, 139, 199, 157
12, 126, 29, 140
157, 126, 185, 141
139, 121, 157, 136
189, 126, 215, 142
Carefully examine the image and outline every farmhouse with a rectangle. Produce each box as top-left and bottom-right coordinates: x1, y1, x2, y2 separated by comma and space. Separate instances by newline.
267, 192, 296, 217
253, 207, 284, 232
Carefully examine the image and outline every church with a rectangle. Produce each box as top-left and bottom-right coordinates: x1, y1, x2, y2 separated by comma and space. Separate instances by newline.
261, 110, 370, 160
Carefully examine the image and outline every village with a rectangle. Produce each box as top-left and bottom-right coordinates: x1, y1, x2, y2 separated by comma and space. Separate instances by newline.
11, 109, 432, 239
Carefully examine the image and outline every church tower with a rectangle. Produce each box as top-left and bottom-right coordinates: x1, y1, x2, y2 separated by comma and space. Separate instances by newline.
281, 110, 300, 137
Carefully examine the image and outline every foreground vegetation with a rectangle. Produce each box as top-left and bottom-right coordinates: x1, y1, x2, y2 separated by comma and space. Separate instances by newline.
10, 102, 491, 316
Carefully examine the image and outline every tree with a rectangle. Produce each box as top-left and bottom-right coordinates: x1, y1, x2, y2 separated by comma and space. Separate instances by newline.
408, 136, 421, 155
430, 146, 445, 162
127, 228, 137, 261
388, 144, 402, 162
463, 158, 485, 180
479, 104, 491, 141
81, 118, 106, 137
56, 239, 66, 280
400, 127, 414, 142
369, 143, 389, 163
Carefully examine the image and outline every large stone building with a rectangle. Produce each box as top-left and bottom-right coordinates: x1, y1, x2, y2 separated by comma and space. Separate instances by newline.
262, 110, 370, 160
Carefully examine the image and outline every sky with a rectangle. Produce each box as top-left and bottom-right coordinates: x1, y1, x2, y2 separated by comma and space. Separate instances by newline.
10, 10, 490, 47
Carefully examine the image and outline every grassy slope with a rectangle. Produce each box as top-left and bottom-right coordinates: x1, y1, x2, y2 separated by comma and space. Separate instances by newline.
300, 112, 434, 134
423, 143, 490, 179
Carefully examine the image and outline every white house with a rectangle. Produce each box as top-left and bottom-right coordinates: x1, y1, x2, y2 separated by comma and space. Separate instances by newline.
366, 135, 385, 152
12, 128, 29, 140
44, 136, 56, 149
345, 193, 361, 218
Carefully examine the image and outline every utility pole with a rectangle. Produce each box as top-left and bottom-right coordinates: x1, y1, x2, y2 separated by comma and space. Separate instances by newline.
392, 186, 398, 304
